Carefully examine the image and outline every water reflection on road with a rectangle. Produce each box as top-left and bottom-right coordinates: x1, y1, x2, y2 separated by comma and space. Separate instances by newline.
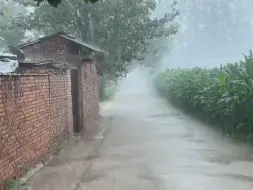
80, 69, 253, 190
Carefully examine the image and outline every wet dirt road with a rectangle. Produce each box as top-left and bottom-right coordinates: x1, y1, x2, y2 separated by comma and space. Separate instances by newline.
79, 71, 253, 190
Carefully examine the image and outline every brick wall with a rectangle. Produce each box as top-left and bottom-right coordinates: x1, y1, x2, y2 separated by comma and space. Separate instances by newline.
21, 36, 69, 64
81, 60, 100, 131
0, 35, 103, 188
49, 70, 73, 150
0, 66, 72, 187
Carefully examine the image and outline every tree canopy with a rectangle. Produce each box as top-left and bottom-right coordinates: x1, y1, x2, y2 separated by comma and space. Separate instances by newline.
0, 1, 27, 50
12, 0, 99, 7
9, 0, 179, 77
37, 0, 99, 7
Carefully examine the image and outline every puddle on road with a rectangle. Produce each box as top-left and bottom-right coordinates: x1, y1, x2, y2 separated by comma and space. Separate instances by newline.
138, 173, 159, 181
199, 150, 253, 165
85, 154, 100, 161
80, 172, 104, 183
204, 173, 253, 182
158, 134, 177, 140
157, 133, 205, 144
147, 113, 184, 119
187, 138, 206, 143
206, 154, 233, 165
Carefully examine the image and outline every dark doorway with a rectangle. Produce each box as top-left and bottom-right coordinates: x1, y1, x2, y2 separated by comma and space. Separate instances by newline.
71, 69, 80, 132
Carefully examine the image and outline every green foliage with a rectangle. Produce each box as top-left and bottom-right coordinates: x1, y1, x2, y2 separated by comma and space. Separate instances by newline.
3, 179, 26, 190
99, 78, 116, 101
12, 0, 178, 77
13, 0, 99, 7
0, 1, 26, 49
155, 51, 253, 144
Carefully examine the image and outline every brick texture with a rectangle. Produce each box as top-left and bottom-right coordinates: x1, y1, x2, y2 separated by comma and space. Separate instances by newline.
0, 67, 73, 186
21, 36, 69, 64
81, 61, 100, 131
20, 35, 100, 133
0, 36, 100, 189
49, 70, 73, 150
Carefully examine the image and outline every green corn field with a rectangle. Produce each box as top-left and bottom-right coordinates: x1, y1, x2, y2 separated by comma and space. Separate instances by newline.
154, 51, 253, 144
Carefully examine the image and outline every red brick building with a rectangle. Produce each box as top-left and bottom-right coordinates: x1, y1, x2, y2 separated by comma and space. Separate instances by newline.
0, 32, 104, 187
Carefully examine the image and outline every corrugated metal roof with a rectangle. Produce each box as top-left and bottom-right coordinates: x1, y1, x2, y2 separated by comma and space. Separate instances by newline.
18, 32, 105, 53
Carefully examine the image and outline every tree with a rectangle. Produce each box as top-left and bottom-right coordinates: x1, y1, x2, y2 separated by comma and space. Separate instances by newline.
0, 1, 27, 50
12, 0, 179, 77
13, 0, 99, 7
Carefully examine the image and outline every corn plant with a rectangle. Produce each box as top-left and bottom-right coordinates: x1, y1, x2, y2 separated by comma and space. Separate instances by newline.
154, 51, 253, 145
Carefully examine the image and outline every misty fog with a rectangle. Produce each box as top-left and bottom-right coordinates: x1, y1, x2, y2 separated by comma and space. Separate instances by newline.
2, 0, 253, 189
154, 0, 253, 70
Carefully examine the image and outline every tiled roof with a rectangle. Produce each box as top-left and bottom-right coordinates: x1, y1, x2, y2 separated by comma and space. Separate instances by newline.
18, 32, 105, 53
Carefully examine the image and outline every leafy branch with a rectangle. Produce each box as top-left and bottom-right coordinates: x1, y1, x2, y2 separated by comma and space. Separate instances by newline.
34, 0, 99, 7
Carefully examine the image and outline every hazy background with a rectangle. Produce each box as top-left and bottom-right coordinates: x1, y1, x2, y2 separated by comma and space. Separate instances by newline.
154, 0, 253, 70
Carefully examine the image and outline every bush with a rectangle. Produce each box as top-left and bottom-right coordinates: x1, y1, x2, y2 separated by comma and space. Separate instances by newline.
99, 79, 116, 101
154, 51, 253, 144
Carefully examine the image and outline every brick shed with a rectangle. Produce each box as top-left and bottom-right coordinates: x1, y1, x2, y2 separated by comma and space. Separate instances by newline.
0, 32, 105, 187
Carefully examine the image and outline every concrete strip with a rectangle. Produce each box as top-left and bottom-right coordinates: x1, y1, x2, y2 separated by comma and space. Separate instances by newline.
23, 121, 110, 190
